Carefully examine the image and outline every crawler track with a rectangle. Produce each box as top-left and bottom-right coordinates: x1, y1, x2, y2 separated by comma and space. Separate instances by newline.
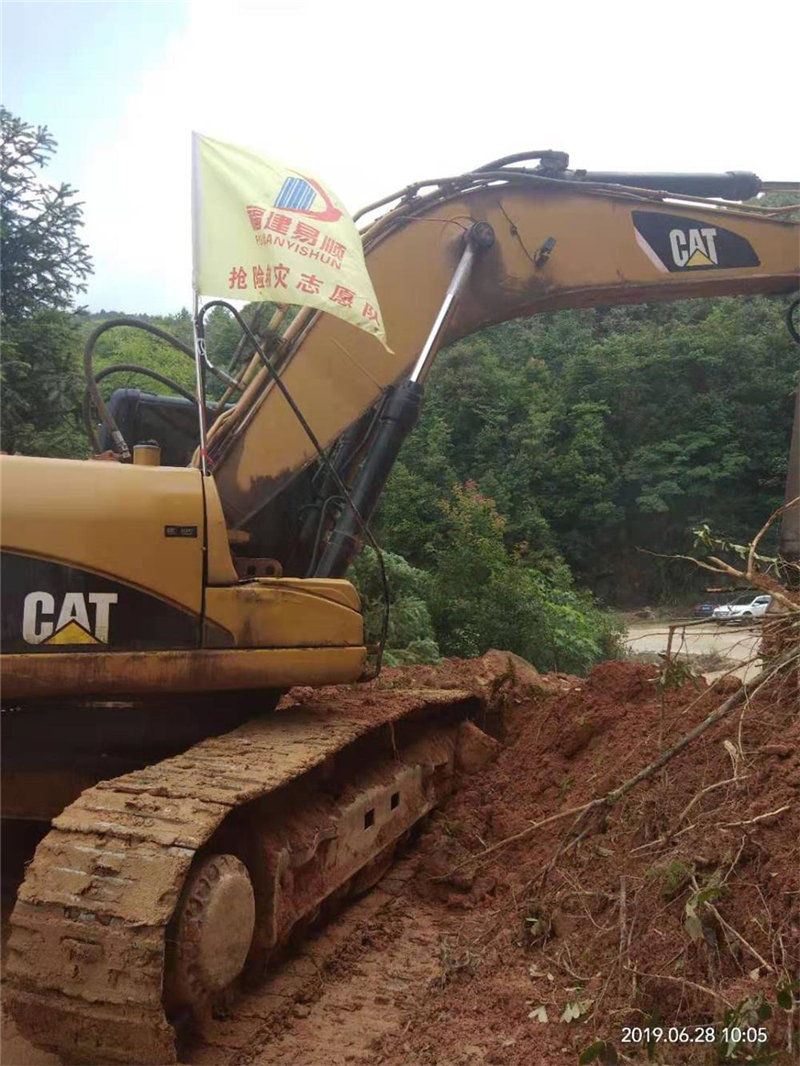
6, 688, 483, 1064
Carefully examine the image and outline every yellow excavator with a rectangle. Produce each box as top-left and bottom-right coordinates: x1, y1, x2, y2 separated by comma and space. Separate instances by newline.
2, 151, 799, 1064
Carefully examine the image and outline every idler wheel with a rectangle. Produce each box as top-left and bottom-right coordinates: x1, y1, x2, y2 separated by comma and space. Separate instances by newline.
166, 853, 255, 1010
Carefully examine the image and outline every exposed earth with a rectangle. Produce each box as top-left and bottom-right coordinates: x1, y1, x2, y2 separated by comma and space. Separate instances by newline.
3, 624, 798, 1066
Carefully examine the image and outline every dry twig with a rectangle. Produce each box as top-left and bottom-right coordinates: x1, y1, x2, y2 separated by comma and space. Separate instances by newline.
627, 967, 734, 1009
676, 774, 746, 827
720, 804, 790, 828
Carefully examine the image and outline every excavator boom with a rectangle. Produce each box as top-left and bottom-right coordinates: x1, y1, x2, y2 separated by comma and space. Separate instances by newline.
206, 168, 799, 540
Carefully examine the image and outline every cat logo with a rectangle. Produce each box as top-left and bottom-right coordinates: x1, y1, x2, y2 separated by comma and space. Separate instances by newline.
669, 227, 718, 268
22, 591, 118, 645
632, 210, 760, 274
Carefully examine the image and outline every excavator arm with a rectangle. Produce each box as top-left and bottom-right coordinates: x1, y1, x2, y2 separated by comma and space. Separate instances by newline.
204, 164, 799, 565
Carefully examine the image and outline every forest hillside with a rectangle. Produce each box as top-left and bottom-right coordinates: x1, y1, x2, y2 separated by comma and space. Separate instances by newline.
4, 294, 797, 674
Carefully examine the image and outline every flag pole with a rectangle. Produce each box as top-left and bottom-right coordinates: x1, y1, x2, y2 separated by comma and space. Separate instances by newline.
191, 132, 210, 476
192, 291, 210, 476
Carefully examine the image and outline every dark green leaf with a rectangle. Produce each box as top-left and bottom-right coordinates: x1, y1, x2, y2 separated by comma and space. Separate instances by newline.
578, 1041, 604, 1064
776, 988, 792, 1010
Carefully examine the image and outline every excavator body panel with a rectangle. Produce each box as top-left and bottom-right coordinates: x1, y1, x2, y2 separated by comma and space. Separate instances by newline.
0, 455, 366, 699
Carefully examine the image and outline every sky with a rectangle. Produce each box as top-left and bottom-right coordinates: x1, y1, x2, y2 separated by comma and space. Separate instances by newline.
2, 0, 798, 314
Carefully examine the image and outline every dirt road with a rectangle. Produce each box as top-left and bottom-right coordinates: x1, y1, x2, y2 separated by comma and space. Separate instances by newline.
624, 620, 762, 680
186, 854, 445, 1066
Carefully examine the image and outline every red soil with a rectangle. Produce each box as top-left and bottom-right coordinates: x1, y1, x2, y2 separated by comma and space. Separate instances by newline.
373, 657, 800, 1066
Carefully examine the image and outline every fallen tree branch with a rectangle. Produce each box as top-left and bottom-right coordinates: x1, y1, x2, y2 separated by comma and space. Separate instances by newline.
710, 903, 774, 974
601, 651, 797, 809
638, 498, 800, 616
675, 774, 747, 827
747, 498, 800, 581
639, 548, 800, 614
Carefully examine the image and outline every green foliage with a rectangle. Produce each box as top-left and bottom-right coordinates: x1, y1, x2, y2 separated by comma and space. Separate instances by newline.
646, 858, 692, 898
357, 487, 620, 674
1, 108, 92, 318
1, 311, 88, 456
653, 655, 700, 694
775, 976, 799, 1011
579, 1038, 618, 1064
0, 109, 94, 454
425, 482, 622, 673
378, 415, 459, 567
378, 295, 798, 605
716, 994, 776, 1062
349, 547, 440, 666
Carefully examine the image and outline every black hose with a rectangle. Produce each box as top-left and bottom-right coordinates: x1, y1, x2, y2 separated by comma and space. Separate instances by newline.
474, 149, 568, 172
306, 494, 345, 577
82, 363, 198, 454
93, 364, 197, 404
83, 317, 197, 457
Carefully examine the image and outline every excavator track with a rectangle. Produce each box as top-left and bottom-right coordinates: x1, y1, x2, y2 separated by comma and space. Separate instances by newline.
6, 687, 487, 1065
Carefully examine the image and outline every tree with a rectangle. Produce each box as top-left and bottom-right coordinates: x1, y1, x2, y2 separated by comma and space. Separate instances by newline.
387, 294, 797, 606
349, 547, 440, 665
1, 108, 92, 318
426, 482, 622, 673
1, 109, 93, 454
2, 312, 89, 456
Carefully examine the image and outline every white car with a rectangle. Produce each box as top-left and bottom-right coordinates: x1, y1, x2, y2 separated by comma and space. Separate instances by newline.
712, 594, 772, 624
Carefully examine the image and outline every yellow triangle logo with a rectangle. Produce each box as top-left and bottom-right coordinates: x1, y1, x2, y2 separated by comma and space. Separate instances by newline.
44, 620, 101, 645
685, 249, 713, 268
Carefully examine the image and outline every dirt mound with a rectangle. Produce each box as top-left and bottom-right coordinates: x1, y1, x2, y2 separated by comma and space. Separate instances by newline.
582, 658, 661, 701
280, 650, 578, 719
376, 659, 800, 1066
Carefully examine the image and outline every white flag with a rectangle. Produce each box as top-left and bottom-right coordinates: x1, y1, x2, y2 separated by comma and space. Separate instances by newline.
192, 132, 390, 349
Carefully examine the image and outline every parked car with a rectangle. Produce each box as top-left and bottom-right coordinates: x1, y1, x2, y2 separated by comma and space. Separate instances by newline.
691, 602, 715, 617
712, 594, 772, 624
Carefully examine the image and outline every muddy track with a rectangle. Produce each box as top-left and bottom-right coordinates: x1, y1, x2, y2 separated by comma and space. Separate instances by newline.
5, 688, 482, 1064
2, 848, 445, 1066
185, 852, 442, 1066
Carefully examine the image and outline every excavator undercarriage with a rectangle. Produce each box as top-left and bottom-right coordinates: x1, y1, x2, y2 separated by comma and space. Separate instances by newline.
7, 686, 495, 1064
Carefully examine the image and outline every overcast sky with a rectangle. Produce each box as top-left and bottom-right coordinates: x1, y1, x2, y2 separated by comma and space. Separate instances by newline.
3, 0, 798, 314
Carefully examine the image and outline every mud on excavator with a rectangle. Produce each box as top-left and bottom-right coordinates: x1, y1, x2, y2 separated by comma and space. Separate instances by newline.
2, 151, 799, 1064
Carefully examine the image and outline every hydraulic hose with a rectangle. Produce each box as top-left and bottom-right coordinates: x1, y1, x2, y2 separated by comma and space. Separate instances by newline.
83, 318, 197, 458
92, 364, 197, 405
83, 362, 200, 454
82, 363, 199, 454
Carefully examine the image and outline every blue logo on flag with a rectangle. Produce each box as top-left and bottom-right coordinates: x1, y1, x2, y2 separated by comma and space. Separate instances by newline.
275, 177, 316, 213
